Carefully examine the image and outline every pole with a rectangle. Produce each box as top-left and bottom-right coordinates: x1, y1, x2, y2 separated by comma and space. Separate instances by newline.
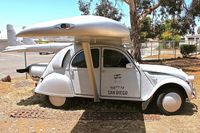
196, 39, 198, 57
24, 52, 27, 79
151, 42, 152, 56
158, 42, 160, 60
82, 42, 99, 102
173, 42, 176, 59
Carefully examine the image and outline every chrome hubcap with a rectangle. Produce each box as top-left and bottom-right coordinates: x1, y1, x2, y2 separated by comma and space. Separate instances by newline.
162, 92, 182, 113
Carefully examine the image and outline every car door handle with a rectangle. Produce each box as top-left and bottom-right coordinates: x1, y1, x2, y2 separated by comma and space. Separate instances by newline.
70, 70, 74, 78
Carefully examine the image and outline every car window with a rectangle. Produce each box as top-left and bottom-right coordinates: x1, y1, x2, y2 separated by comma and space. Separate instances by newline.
72, 49, 99, 68
103, 49, 130, 68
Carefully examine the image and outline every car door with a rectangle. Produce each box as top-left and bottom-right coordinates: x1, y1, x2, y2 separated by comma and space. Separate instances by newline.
70, 48, 100, 96
101, 48, 140, 98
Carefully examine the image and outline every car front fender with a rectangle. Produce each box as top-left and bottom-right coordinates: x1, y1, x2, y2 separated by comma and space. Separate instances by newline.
35, 73, 74, 97
142, 77, 193, 101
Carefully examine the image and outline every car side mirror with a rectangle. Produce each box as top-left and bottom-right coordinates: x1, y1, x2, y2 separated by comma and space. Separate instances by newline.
126, 63, 134, 69
52, 50, 70, 69
52, 55, 65, 69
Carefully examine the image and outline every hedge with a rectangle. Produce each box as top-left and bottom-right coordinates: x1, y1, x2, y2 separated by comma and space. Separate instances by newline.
180, 44, 197, 58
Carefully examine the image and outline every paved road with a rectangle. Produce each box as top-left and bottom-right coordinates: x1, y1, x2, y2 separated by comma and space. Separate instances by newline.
0, 52, 54, 79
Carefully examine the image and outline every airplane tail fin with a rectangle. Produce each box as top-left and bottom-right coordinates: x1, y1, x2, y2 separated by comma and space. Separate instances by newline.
6, 24, 22, 46
7, 24, 36, 46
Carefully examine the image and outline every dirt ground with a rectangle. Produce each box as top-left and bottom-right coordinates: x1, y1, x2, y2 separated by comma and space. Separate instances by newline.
0, 57, 200, 133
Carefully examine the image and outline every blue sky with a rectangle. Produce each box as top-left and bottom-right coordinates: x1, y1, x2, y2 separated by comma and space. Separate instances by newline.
0, 0, 199, 38
0, 0, 130, 38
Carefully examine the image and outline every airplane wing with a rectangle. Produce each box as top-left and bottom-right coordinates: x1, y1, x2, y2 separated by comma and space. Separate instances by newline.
16, 16, 130, 44
3, 47, 27, 52
2, 43, 71, 53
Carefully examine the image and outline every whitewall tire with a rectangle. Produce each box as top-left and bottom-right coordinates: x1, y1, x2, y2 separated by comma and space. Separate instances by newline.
157, 88, 185, 115
48, 96, 66, 107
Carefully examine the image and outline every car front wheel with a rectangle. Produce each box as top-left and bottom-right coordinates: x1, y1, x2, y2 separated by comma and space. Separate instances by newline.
157, 88, 185, 115
48, 96, 67, 108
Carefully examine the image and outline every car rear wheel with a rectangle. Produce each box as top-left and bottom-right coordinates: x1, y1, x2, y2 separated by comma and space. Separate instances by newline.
157, 88, 185, 115
48, 96, 67, 107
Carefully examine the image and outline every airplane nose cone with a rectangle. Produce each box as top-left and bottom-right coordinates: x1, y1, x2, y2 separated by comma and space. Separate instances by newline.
16, 23, 73, 37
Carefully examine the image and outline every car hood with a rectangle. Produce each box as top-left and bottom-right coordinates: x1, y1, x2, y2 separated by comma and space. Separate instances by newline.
140, 64, 189, 81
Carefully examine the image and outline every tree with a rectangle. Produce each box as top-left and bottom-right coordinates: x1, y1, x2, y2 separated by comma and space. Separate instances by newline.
160, 19, 181, 43
78, 0, 91, 15
78, 0, 200, 61
78, 0, 123, 21
139, 17, 159, 42
123, 0, 200, 61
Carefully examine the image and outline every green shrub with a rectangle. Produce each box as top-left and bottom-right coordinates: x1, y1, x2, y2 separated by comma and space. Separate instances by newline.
180, 44, 197, 58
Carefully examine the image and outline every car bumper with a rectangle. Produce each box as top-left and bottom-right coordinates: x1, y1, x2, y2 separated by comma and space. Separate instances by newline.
191, 87, 197, 99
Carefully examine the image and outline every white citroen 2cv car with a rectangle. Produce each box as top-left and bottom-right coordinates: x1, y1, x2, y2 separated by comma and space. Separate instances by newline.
16, 16, 196, 115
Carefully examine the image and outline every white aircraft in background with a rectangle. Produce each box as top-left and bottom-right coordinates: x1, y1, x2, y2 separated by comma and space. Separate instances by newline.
3, 24, 72, 53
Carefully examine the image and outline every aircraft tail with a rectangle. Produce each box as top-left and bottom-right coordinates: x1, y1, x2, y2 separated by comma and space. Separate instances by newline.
6, 24, 22, 46
6, 24, 36, 46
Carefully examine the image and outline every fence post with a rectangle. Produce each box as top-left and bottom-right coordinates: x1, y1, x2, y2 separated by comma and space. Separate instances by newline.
151, 42, 152, 56
196, 40, 198, 57
158, 41, 160, 60
24, 52, 27, 79
173, 42, 176, 58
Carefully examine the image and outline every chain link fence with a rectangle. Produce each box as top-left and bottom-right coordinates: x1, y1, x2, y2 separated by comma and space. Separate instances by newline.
140, 41, 200, 60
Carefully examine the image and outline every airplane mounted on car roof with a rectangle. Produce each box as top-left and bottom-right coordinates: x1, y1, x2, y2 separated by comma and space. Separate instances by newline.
16, 15, 196, 115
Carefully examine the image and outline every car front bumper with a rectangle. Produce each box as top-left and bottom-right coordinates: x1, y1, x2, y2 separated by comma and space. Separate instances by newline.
192, 87, 197, 99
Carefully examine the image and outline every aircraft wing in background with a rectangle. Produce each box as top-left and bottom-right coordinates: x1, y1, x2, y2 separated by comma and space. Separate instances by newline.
3, 43, 72, 53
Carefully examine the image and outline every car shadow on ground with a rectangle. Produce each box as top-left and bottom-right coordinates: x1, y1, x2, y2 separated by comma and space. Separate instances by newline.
17, 94, 147, 132
70, 111, 146, 133
143, 101, 197, 116
17, 94, 197, 133
17, 94, 198, 116
17, 94, 142, 112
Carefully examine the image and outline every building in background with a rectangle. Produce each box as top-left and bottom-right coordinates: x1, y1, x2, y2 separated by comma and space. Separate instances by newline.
180, 34, 200, 45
